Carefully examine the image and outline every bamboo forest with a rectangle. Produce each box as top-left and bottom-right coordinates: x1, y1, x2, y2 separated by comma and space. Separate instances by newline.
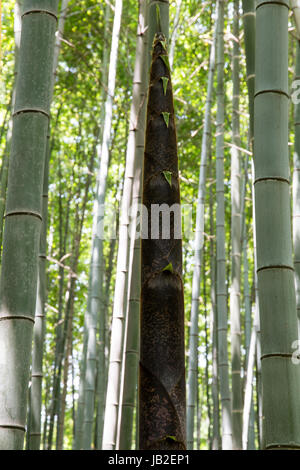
2, 0, 300, 453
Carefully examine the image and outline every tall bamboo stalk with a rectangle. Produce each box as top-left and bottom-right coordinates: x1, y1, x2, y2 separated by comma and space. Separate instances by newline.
0, 0, 58, 450
215, 0, 232, 450
254, 0, 300, 449
292, 0, 300, 37
0, 0, 22, 253
209, 153, 220, 451
47, 175, 72, 449
186, 7, 217, 449
117, 0, 148, 450
242, 316, 256, 450
241, 0, 256, 450
79, 0, 123, 451
27, 148, 49, 450
230, 0, 242, 450
242, 0, 255, 144
74, 2, 112, 450
294, 40, 300, 335
169, 0, 182, 69
102, 0, 148, 450
57, 150, 94, 449
28, 0, 70, 450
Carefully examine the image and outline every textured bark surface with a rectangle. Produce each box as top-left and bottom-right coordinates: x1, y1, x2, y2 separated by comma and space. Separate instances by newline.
139, 34, 186, 451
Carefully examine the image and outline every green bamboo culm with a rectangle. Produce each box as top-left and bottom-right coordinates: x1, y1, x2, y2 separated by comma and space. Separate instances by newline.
242, 0, 255, 143
0, 0, 22, 255
254, 0, 300, 449
0, 0, 58, 450
139, 33, 186, 450
215, 0, 232, 450
294, 40, 300, 336
230, 0, 243, 450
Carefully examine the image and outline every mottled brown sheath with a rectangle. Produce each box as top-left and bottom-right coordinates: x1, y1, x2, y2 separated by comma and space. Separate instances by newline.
139, 33, 186, 450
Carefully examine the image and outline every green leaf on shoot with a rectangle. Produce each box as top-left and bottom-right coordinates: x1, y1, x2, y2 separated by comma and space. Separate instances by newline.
161, 112, 170, 128
162, 170, 172, 187
162, 263, 174, 274
159, 39, 167, 51
161, 76, 169, 95
160, 54, 170, 72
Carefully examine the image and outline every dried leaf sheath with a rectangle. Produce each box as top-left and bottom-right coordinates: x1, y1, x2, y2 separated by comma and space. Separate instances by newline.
140, 34, 186, 450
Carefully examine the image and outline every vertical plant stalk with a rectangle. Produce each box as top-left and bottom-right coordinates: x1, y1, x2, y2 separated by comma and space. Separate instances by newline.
203, 268, 211, 447
254, 0, 300, 449
294, 40, 300, 335
0, 0, 22, 253
169, 0, 182, 69
230, 0, 243, 450
241, 0, 256, 449
117, 0, 148, 450
27, 151, 49, 450
73, 323, 88, 449
74, 2, 112, 451
0, 0, 58, 450
186, 8, 218, 449
91, 0, 124, 453
242, 316, 256, 450
241, 0, 255, 366
94, 235, 117, 448
56, 272, 76, 450
251, 160, 263, 449
242, 0, 255, 145
0, 0, 2, 62
56, 149, 94, 448
139, 33, 186, 451
28, 0, 70, 450
47, 180, 72, 450
240, 153, 256, 449
102, 0, 147, 450
291, 0, 300, 37
93, 3, 112, 449
215, 0, 232, 450
209, 154, 220, 451
78, 0, 123, 451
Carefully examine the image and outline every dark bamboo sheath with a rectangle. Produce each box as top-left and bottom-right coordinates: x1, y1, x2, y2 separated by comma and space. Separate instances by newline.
139, 34, 186, 450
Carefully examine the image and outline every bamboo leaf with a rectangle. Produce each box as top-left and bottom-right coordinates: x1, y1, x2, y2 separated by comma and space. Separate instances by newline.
160, 54, 170, 72
162, 262, 174, 274
159, 39, 167, 51
161, 112, 170, 128
162, 170, 172, 187
161, 77, 169, 95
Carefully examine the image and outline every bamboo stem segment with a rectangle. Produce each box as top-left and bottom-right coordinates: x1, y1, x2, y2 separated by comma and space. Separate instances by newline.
254, 0, 300, 449
0, 0, 59, 450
